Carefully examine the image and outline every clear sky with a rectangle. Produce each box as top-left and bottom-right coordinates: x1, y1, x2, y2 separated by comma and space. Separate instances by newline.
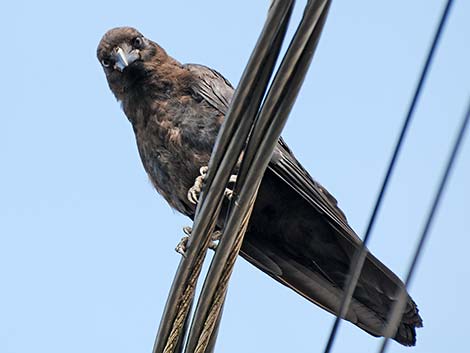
2, 1, 469, 353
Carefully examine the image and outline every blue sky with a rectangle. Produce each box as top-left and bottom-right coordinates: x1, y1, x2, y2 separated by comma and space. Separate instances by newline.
2, 1, 469, 353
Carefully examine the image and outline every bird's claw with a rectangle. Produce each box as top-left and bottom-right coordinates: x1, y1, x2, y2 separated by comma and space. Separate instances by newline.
175, 226, 194, 256
224, 174, 237, 200
183, 226, 192, 236
175, 234, 190, 257
175, 226, 222, 256
187, 167, 238, 204
209, 230, 222, 250
188, 166, 209, 204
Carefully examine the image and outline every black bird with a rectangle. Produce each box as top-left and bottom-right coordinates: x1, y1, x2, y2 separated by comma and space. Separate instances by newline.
97, 27, 423, 346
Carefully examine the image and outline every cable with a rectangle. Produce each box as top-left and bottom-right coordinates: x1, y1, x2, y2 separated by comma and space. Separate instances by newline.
378, 97, 470, 352
152, 1, 295, 352
322, 1, 455, 352
184, 2, 331, 351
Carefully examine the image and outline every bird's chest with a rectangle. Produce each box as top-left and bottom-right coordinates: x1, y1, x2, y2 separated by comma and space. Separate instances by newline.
133, 100, 215, 214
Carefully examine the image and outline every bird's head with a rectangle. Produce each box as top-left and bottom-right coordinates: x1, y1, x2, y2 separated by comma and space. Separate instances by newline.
97, 27, 169, 100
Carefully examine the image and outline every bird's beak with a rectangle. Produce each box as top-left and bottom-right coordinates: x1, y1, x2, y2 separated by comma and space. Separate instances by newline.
112, 44, 140, 72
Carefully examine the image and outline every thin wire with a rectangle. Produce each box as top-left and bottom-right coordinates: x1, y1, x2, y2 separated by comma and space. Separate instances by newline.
323, 1, 455, 352
378, 97, 470, 352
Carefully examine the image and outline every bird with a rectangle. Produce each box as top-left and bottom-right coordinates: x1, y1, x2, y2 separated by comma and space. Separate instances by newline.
97, 26, 423, 346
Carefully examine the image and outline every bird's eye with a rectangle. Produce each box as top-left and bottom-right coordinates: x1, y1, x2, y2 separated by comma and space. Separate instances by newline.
101, 59, 111, 68
133, 36, 143, 48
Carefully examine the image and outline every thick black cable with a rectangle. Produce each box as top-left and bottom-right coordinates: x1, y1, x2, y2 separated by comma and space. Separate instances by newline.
379, 97, 470, 352
151, 2, 294, 353
184, 2, 331, 352
322, 1, 455, 352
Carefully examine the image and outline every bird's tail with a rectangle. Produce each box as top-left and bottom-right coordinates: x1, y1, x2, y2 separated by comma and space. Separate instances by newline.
240, 235, 423, 346
238, 168, 423, 346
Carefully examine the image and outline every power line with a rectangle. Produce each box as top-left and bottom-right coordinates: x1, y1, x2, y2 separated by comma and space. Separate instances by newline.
152, 2, 295, 352
378, 97, 470, 352
184, 2, 331, 352
322, 1, 456, 352
151, 1, 333, 352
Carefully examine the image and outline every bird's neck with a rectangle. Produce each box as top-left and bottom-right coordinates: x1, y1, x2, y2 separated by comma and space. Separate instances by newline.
122, 61, 190, 129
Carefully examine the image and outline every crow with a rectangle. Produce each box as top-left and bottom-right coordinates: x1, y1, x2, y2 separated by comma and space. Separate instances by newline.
97, 27, 422, 346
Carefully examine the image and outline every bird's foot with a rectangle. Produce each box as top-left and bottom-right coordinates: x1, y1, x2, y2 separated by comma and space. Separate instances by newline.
187, 166, 238, 204
175, 226, 222, 256
188, 166, 209, 204
209, 230, 222, 250
175, 226, 193, 257
224, 174, 237, 200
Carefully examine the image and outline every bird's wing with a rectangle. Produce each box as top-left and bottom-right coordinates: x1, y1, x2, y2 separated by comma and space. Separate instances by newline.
185, 63, 365, 260
271, 137, 353, 236
184, 64, 421, 344
248, 143, 422, 345
185, 62, 402, 285
184, 63, 234, 115
185, 63, 363, 253
269, 139, 407, 284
